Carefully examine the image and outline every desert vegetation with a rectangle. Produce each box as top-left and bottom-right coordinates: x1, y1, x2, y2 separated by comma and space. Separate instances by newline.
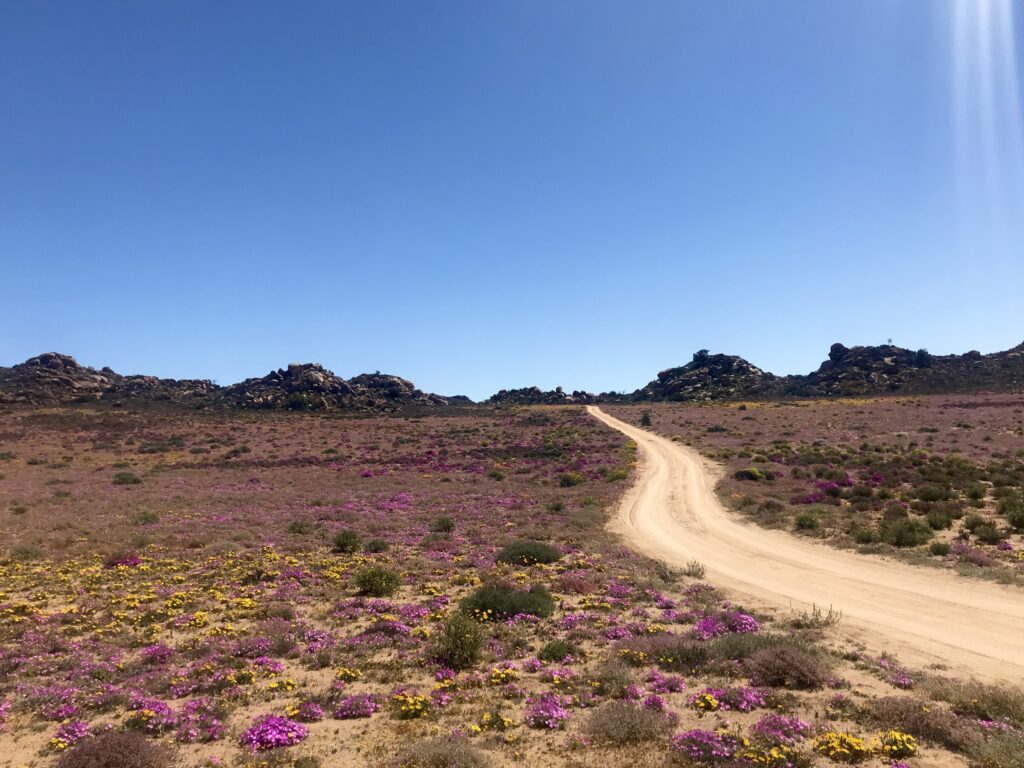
0, 404, 1021, 767
611, 395, 1024, 584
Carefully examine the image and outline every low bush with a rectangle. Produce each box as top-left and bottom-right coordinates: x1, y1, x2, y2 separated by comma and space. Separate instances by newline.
55, 731, 180, 768
851, 526, 877, 544
879, 518, 932, 547
287, 519, 314, 535
113, 472, 142, 486
432, 613, 484, 670
861, 696, 980, 752
538, 639, 582, 663
430, 516, 455, 534
461, 581, 554, 620
683, 559, 706, 579
585, 701, 673, 744
364, 538, 390, 553
969, 731, 1024, 768
794, 512, 820, 532
558, 471, 585, 487
997, 493, 1024, 530
923, 679, 1024, 725
707, 631, 781, 658
974, 523, 1003, 545
354, 565, 402, 597
589, 659, 634, 698
735, 467, 772, 482
746, 645, 831, 690
332, 530, 360, 553
963, 513, 987, 532
392, 737, 491, 768
496, 540, 561, 566
617, 634, 708, 672
917, 486, 949, 503
930, 541, 952, 556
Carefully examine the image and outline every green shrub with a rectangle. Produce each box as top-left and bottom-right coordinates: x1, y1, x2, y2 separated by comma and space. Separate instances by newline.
589, 659, 634, 697
604, 467, 630, 482
683, 559, 706, 578
432, 613, 484, 670
332, 530, 360, 553
585, 701, 672, 744
926, 508, 954, 530
430, 516, 455, 534
794, 512, 820, 532
113, 472, 142, 485
461, 582, 554, 620
287, 519, 314, 535
365, 538, 390, 553
354, 565, 402, 597
12, 543, 42, 561
929, 542, 951, 556
496, 540, 561, 566
1006, 508, 1024, 532
974, 523, 1003, 545
862, 696, 979, 752
851, 526, 877, 544
55, 731, 180, 768
746, 645, 831, 690
617, 634, 708, 672
923, 679, 1024, 725
392, 737, 491, 768
734, 467, 772, 482
966, 483, 988, 501
917, 486, 949, 502
996, 492, 1023, 520
558, 471, 585, 487
963, 513, 987, 532
880, 518, 932, 547
969, 731, 1024, 768
538, 639, 582, 663
134, 510, 159, 525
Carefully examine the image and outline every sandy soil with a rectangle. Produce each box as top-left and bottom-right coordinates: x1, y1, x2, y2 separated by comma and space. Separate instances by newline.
588, 406, 1024, 684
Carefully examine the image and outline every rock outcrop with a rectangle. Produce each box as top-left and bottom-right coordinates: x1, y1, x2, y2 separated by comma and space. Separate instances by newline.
487, 386, 599, 406
633, 352, 776, 402
785, 341, 1024, 397
0, 354, 447, 412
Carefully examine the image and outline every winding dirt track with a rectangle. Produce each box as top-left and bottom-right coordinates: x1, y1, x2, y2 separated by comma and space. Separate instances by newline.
588, 406, 1024, 684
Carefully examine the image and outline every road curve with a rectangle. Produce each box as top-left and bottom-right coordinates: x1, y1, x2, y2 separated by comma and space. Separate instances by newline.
588, 405, 1024, 684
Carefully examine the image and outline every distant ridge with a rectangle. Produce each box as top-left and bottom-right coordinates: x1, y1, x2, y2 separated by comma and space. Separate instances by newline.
629, 341, 1024, 402
2, 341, 1022, 410
0, 353, 453, 411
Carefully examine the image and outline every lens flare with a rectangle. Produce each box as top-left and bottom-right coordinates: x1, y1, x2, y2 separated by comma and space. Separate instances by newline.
952, 0, 1024, 241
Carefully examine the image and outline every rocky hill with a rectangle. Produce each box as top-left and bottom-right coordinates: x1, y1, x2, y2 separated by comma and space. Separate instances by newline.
633, 351, 777, 402
221, 365, 447, 411
0, 354, 447, 412
4, 341, 1023, 410
487, 386, 599, 406
634, 342, 1024, 402
783, 341, 1024, 397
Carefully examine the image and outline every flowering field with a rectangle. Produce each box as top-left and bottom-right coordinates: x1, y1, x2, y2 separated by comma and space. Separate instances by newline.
609, 396, 1024, 583
0, 405, 1022, 768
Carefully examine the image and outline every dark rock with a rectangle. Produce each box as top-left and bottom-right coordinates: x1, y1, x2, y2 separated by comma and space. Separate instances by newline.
487, 387, 599, 405
633, 353, 776, 402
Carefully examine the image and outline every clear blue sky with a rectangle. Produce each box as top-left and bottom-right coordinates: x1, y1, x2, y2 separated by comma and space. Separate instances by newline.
3, 2, 1022, 399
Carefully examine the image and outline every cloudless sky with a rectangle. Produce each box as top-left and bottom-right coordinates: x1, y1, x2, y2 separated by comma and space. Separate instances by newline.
2, 1, 1023, 400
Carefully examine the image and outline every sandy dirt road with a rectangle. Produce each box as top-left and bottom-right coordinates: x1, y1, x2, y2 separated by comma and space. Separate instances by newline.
588, 406, 1024, 684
